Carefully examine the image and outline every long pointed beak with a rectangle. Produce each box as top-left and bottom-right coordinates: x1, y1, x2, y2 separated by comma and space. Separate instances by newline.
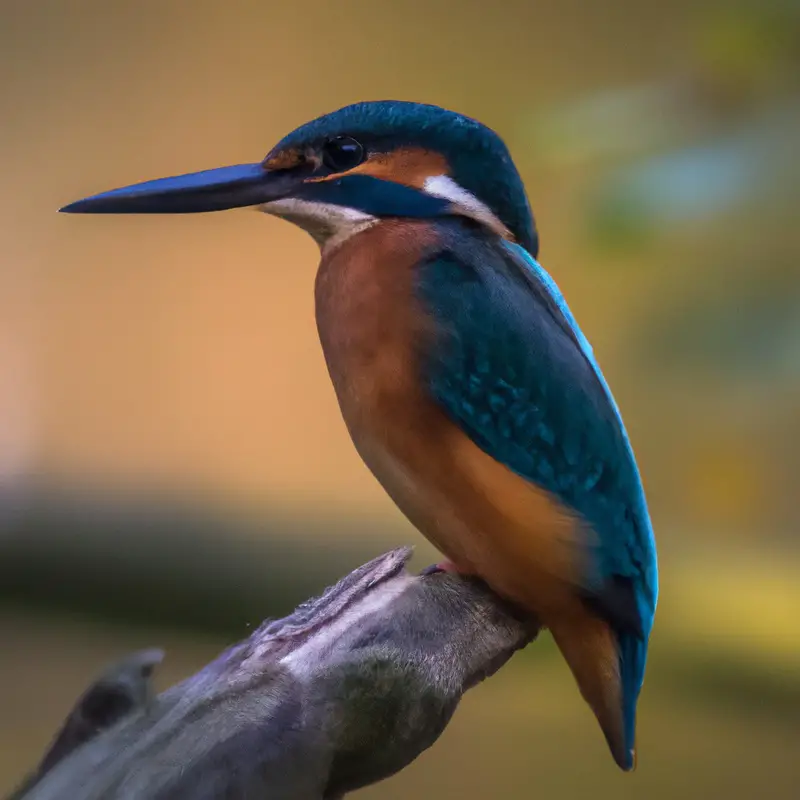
59, 163, 302, 214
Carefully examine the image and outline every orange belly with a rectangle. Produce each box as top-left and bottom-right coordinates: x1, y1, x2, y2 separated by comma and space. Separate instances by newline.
356, 409, 591, 614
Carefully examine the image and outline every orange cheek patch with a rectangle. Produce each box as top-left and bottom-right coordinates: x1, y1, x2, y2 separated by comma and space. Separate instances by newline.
352, 147, 450, 188
309, 147, 450, 188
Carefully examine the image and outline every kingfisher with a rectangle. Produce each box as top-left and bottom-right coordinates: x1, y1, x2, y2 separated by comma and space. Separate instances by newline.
61, 100, 658, 771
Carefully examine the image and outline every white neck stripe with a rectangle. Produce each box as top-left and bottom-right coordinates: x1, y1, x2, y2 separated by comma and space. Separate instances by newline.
422, 174, 512, 239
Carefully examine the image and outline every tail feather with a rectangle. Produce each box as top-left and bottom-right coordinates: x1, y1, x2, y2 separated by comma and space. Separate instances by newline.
618, 628, 648, 766
549, 610, 644, 771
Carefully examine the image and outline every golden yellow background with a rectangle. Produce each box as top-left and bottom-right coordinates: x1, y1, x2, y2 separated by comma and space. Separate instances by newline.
1, 1, 798, 797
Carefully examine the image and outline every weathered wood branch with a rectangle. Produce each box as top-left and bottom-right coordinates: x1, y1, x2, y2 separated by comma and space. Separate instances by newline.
10, 548, 539, 800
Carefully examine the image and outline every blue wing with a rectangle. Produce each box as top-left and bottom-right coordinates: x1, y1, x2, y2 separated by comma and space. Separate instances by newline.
417, 230, 658, 746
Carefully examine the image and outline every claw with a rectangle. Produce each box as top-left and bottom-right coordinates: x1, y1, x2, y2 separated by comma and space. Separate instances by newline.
419, 560, 461, 576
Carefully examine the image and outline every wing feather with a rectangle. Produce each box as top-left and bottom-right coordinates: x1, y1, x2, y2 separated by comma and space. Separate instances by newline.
416, 231, 657, 634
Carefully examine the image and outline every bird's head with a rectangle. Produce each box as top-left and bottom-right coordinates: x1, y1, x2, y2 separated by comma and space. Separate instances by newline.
61, 100, 538, 257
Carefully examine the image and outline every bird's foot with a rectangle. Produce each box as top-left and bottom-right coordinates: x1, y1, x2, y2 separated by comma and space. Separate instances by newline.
419, 560, 463, 576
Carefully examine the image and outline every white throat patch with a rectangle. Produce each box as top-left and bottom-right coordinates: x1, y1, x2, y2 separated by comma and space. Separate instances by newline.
261, 197, 377, 254
261, 175, 511, 250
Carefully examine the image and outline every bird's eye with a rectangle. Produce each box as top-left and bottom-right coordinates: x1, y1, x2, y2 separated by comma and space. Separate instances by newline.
321, 136, 365, 172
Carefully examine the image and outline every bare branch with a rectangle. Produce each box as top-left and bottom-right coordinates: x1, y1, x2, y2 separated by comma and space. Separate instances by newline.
12, 548, 538, 800
8, 649, 164, 799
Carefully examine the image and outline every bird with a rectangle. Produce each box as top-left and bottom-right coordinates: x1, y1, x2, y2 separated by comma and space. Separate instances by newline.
61, 100, 659, 771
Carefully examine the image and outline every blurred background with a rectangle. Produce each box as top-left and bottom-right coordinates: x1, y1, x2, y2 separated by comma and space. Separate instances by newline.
1, 0, 798, 797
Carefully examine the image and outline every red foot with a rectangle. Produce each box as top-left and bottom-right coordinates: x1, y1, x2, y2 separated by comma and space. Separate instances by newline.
419, 560, 467, 576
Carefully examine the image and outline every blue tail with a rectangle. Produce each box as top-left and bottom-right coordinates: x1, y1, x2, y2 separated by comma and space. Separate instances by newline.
618, 630, 649, 770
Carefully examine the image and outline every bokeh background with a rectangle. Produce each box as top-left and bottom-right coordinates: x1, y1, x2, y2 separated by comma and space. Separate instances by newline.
1, 0, 798, 797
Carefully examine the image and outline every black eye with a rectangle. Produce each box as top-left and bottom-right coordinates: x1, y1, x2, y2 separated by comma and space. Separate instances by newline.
321, 136, 365, 172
